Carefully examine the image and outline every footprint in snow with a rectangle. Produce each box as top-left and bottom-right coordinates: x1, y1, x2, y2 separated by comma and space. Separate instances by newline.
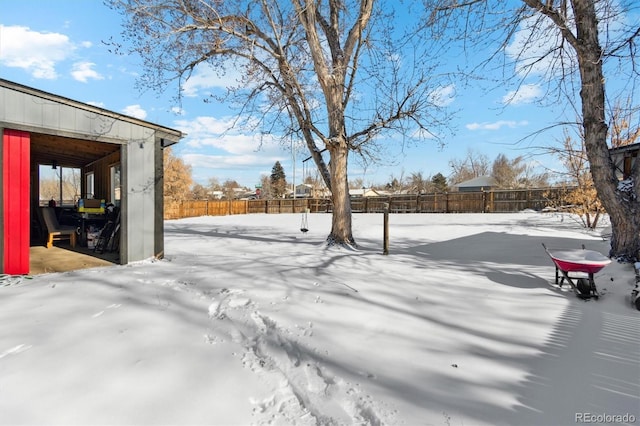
208, 292, 252, 320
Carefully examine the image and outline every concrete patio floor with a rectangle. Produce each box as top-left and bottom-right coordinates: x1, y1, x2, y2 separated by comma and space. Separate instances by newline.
29, 243, 119, 275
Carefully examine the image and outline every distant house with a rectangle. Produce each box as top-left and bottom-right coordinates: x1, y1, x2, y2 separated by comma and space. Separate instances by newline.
231, 188, 257, 199
349, 188, 383, 197
454, 176, 497, 192
314, 188, 332, 198
295, 183, 313, 198
609, 143, 639, 180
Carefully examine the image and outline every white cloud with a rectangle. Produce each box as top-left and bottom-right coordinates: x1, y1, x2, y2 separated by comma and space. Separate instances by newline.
71, 61, 104, 83
428, 84, 456, 107
505, 15, 576, 79
181, 62, 245, 97
174, 115, 286, 174
184, 133, 250, 154
502, 84, 541, 105
175, 116, 238, 138
0, 25, 74, 79
122, 104, 147, 120
182, 153, 283, 170
466, 120, 529, 131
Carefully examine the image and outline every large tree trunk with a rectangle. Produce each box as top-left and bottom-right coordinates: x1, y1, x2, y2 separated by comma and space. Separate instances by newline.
573, 0, 640, 260
327, 140, 355, 246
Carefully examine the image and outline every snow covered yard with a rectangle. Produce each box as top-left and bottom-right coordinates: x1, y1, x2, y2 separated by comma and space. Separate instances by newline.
1, 212, 639, 426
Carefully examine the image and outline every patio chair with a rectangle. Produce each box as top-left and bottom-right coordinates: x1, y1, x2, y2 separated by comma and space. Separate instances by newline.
40, 207, 77, 248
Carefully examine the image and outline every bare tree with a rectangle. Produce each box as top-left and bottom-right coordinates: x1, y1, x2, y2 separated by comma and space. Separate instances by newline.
191, 183, 210, 200
63, 168, 82, 203
556, 131, 604, 229
407, 171, 430, 194
428, 0, 640, 260
518, 162, 550, 188
491, 154, 548, 188
609, 97, 640, 149
106, 0, 452, 246
259, 174, 272, 199
492, 154, 525, 189
385, 169, 408, 194
40, 168, 81, 205
39, 178, 59, 204
207, 177, 222, 192
222, 179, 242, 199
348, 178, 364, 190
448, 149, 490, 185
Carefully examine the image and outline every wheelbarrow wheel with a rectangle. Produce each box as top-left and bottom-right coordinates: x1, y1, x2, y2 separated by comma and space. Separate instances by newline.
576, 278, 591, 296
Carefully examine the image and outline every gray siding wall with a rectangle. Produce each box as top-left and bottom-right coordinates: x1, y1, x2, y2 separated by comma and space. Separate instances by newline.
121, 128, 158, 263
1, 86, 128, 143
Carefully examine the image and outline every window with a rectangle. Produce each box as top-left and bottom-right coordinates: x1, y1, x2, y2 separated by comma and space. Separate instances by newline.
85, 172, 95, 199
39, 165, 81, 206
110, 164, 121, 206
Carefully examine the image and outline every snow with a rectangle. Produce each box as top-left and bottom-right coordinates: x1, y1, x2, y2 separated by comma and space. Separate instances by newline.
1, 212, 639, 426
617, 177, 634, 194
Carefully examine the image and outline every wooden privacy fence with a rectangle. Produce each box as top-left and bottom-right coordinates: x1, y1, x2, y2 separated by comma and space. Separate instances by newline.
165, 187, 571, 220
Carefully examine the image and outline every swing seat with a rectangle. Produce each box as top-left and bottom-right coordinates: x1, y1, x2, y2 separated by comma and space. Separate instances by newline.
300, 207, 310, 233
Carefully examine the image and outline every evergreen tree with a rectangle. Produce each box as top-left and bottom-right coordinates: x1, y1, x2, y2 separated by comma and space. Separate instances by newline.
270, 161, 287, 198
431, 173, 448, 193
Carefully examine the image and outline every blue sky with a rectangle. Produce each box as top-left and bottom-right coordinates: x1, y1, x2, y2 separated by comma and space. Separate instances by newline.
1, 0, 576, 189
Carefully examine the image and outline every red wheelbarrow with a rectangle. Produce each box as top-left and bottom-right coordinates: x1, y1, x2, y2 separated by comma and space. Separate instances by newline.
542, 243, 611, 299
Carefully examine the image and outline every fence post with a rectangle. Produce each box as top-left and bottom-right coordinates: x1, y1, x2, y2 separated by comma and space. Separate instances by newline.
383, 203, 389, 255
167, 189, 570, 219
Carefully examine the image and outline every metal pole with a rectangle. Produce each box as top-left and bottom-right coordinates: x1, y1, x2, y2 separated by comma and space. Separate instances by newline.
292, 139, 296, 200
59, 167, 63, 206
383, 203, 389, 255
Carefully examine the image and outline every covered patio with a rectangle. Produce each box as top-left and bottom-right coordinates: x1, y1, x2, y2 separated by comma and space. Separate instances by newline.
1, 79, 182, 276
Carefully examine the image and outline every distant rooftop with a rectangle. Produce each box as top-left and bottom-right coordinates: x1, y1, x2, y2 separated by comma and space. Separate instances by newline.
456, 176, 497, 188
